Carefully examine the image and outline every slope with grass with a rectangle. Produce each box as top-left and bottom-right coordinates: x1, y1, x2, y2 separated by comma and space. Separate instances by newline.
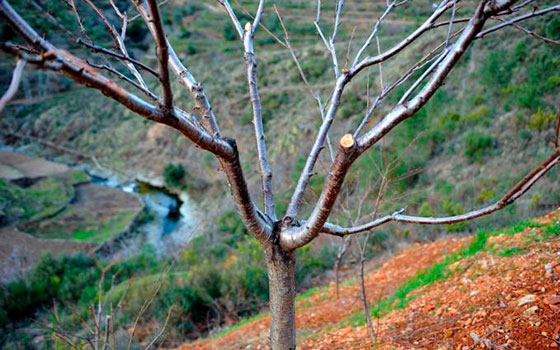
176, 208, 560, 349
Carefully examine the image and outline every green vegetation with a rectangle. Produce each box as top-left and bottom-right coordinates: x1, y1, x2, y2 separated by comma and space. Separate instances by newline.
164, 163, 186, 187
464, 131, 494, 162
0, 170, 89, 223
498, 246, 525, 257
0, 210, 338, 345
528, 108, 557, 132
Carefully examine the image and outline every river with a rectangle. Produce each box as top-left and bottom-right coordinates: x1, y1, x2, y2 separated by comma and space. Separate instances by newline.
88, 170, 201, 257
0, 144, 200, 258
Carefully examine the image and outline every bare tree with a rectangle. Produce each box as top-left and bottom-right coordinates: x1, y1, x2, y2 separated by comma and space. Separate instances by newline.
1, 0, 560, 348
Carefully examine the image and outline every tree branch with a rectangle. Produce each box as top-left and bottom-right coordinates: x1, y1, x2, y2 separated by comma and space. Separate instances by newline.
217, 0, 244, 40
146, 0, 173, 111
492, 16, 560, 46
350, 0, 457, 76
0, 0, 232, 158
281, 0, 518, 250
285, 0, 460, 220
78, 39, 159, 78
555, 108, 560, 151
0, 58, 25, 113
243, 22, 276, 220
321, 150, 560, 236
133, 0, 222, 136
127, 0, 269, 239
273, 5, 335, 162
82, 0, 151, 90
252, 0, 266, 33
87, 61, 158, 101
352, 0, 396, 67
217, 139, 273, 243
282, 134, 359, 249
285, 74, 348, 219
476, 4, 560, 39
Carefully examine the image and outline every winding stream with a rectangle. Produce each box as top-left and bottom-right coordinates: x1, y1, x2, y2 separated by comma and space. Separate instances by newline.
0, 144, 200, 257
89, 172, 200, 256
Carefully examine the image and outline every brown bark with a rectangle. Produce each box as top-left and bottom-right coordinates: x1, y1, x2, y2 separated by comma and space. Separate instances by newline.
266, 243, 296, 350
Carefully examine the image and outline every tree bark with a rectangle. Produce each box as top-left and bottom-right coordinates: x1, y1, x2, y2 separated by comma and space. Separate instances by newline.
266, 244, 296, 350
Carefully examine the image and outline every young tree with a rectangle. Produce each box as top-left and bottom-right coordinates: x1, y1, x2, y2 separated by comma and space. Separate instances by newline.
1, 0, 559, 348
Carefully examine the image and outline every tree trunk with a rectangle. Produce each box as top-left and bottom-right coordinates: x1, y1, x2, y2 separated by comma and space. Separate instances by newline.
266, 245, 296, 350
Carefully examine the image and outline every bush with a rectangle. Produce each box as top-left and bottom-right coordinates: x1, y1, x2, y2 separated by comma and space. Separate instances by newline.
529, 193, 541, 210
418, 202, 434, 217
224, 23, 237, 41
479, 50, 513, 90
0, 255, 97, 327
462, 105, 490, 125
528, 108, 556, 132
164, 163, 186, 187
441, 200, 467, 232
545, 18, 560, 40
464, 131, 494, 162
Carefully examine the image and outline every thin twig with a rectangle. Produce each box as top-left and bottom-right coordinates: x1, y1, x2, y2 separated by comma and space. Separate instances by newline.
0, 59, 25, 113
78, 40, 159, 77
554, 107, 560, 151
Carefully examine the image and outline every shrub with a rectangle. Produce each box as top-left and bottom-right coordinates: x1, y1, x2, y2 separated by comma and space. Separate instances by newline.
476, 187, 495, 204
464, 131, 494, 162
224, 23, 237, 41
545, 18, 560, 40
438, 111, 461, 135
441, 200, 467, 232
164, 163, 186, 187
529, 193, 541, 210
479, 50, 512, 90
528, 108, 556, 132
418, 202, 434, 217
0, 254, 97, 327
462, 105, 490, 124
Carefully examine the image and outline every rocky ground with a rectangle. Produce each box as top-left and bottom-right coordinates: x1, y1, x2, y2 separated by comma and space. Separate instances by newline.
176, 209, 560, 350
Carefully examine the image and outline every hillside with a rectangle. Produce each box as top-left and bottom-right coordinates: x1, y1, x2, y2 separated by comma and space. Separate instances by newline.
1, 0, 560, 349
2, 0, 559, 235
178, 209, 560, 349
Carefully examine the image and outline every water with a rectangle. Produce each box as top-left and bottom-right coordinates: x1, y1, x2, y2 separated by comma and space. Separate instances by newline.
0, 144, 200, 256
90, 174, 199, 256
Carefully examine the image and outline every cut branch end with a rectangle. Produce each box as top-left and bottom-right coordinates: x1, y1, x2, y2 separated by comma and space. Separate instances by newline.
244, 22, 252, 33
340, 133, 355, 149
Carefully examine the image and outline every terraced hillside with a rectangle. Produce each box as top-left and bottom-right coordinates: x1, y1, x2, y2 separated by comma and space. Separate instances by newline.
0, 151, 143, 281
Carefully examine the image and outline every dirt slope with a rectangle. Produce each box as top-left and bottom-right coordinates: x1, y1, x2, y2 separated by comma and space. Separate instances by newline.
176, 209, 560, 350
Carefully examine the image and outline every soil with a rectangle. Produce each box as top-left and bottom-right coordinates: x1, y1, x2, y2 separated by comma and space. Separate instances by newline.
0, 150, 69, 179
22, 182, 144, 241
177, 237, 469, 350
176, 209, 560, 350
0, 226, 95, 283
